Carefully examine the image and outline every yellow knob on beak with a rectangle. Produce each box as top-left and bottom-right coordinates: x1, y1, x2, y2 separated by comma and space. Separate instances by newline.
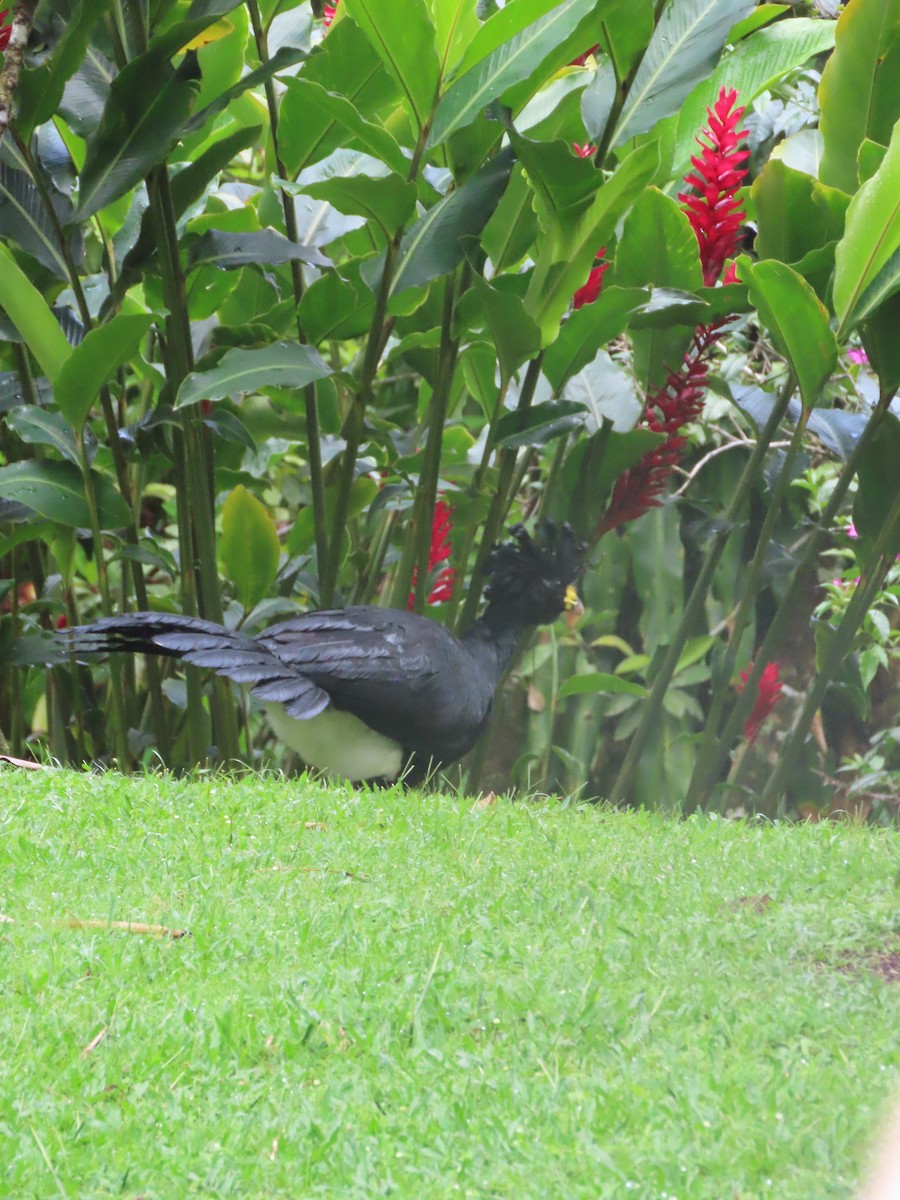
564, 583, 584, 617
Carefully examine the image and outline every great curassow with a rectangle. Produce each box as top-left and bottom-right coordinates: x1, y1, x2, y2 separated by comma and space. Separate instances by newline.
62, 521, 584, 782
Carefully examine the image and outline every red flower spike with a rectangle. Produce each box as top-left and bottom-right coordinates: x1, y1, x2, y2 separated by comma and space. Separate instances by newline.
409, 498, 456, 608
0, 10, 11, 51
572, 247, 609, 310
323, 2, 338, 28
738, 661, 783, 744
677, 87, 749, 287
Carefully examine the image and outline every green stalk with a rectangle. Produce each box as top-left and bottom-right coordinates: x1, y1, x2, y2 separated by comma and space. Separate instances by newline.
688, 405, 810, 807
319, 241, 399, 607
246, 0, 328, 584
391, 273, 460, 611
458, 354, 545, 631
758, 485, 900, 812
688, 388, 896, 809
147, 165, 240, 763
607, 373, 797, 805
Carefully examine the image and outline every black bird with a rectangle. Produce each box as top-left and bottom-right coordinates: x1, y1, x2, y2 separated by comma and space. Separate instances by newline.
62, 521, 584, 783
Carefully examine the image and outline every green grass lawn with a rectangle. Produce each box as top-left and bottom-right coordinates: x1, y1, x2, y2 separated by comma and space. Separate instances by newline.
2, 768, 899, 1199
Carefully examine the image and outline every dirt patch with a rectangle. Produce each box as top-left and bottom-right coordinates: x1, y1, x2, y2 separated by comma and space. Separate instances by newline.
837, 945, 900, 984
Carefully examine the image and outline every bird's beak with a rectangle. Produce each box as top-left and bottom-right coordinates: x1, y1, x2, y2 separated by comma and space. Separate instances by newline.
564, 584, 584, 619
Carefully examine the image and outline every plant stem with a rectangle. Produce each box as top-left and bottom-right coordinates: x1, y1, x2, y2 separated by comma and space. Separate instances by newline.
687, 404, 810, 808
697, 389, 896, 806
758, 483, 900, 811
607, 373, 797, 805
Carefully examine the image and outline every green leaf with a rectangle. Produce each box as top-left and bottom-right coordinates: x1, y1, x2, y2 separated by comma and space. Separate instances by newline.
0, 460, 130, 529
853, 412, 900, 562
183, 45, 307, 135
525, 140, 660, 344
52, 314, 154, 430
221, 485, 281, 611
562, 349, 641, 433
0, 159, 76, 279
75, 50, 200, 221
596, 0, 654, 80
301, 172, 417, 237
342, 0, 441, 134
0, 245, 70, 379
187, 229, 331, 270
176, 341, 333, 408
738, 257, 838, 410
15, 1, 109, 141
5, 408, 80, 466
613, 0, 754, 146
507, 129, 600, 222
752, 160, 849, 266
463, 244, 542, 380
862, 291, 900, 395
390, 149, 514, 295
428, 0, 595, 149
495, 401, 585, 448
543, 286, 645, 391
819, 0, 900, 194
299, 269, 376, 342
558, 673, 648, 700
833, 118, 900, 335
667, 19, 837, 184
615, 187, 701, 390
279, 77, 409, 176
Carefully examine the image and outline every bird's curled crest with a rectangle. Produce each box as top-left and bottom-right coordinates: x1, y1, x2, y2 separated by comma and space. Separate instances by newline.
484, 520, 584, 600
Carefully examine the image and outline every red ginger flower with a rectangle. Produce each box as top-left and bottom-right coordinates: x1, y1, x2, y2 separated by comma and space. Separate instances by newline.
573, 253, 609, 309
570, 45, 600, 67
323, 2, 338, 28
573, 143, 596, 159
0, 10, 11, 51
409, 498, 456, 608
738, 661, 783, 744
678, 87, 749, 286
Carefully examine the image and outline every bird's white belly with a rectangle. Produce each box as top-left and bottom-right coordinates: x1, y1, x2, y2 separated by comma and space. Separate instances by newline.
265, 703, 405, 781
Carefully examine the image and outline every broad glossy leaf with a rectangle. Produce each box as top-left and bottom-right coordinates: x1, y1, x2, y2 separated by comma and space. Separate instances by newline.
615, 188, 701, 390
6, 408, 80, 466
525, 140, 659, 344
558, 673, 648, 699
428, 0, 595, 148
834, 120, 900, 334
667, 19, 836, 184
853, 412, 900, 562
0, 245, 70, 379
299, 270, 377, 342
753, 160, 848, 265
59, 45, 115, 138
738, 256, 838, 410
343, 0, 440, 134
279, 78, 408, 176
613, 0, 753, 146
432, 0, 482, 76
819, 0, 900, 194
176, 341, 333, 408
596, 0, 653, 80
466, 265, 542, 380
862, 291, 900, 395
301, 172, 417, 237
508, 129, 599, 222
0, 460, 130, 529
562, 349, 641, 433
495, 401, 585, 448
0, 156, 80, 278
580, 61, 616, 143
188, 229, 331, 270
15, 1, 108, 141
481, 165, 538, 271
221, 485, 281, 611
390, 148, 514, 295
75, 50, 200, 221
183, 45, 307, 135
52, 314, 154, 430
543, 286, 645, 391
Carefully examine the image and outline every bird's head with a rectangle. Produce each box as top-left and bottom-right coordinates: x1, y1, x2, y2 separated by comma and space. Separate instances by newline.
484, 521, 585, 627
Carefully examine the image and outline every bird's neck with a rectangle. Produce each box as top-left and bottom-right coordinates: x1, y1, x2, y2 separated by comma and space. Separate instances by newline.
462, 605, 528, 680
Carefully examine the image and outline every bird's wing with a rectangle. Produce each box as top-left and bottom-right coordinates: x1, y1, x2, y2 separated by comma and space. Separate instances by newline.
257, 606, 492, 756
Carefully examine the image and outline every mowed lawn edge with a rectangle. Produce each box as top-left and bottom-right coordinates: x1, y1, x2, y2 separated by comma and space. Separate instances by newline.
2, 767, 899, 1199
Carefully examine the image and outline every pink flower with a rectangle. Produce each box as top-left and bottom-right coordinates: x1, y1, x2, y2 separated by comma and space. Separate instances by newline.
409, 499, 455, 608
678, 87, 749, 286
573, 251, 609, 309
573, 143, 596, 159
323, 2, 338, 28
847, 348, 868, 365
738, 661, 783, 744
0, 10, 11, 51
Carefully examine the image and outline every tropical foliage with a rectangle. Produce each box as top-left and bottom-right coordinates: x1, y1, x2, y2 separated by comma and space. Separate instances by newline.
0, 0, 898, 814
